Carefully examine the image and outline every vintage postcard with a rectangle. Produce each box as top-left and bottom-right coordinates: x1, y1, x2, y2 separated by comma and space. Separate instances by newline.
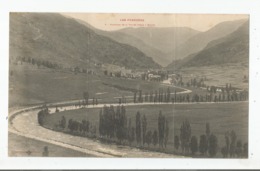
8, 12, 249, 159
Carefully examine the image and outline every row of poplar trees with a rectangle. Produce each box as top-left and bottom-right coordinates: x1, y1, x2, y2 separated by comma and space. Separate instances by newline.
133, 87, 173, 103
98, 105, 170, 148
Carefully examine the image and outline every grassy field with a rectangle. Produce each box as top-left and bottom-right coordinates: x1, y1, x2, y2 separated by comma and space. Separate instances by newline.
8, 132, 90, 157
179, 63, 249, 89
9, 64, 183, 107
43, 102, 248, 157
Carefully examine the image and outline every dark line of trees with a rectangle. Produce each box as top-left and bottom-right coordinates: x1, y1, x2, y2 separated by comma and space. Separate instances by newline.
174, 121, 219, 157
173, 121, 248, 158
38, 105, 247, 158
16, 56, 60, 69
13, 56, 96, 75
97, 105, 170, 148
58, 116, 97, 138
221, 130, 248, 158
133, 87, 248, 104
67, 118, 97, 138
133, 87, 172, 103
99, 105, 128, 143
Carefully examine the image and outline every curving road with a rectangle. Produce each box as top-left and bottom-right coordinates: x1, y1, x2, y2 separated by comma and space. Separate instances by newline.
9, 102, 187, 157
9, 84, 190, 157
9, 83, 246, 158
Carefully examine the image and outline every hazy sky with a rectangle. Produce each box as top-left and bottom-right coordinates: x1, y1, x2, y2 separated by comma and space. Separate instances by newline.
62, 13, 248, 32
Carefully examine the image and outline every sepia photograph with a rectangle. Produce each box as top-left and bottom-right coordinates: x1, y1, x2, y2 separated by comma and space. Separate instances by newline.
8, 12, 249, 158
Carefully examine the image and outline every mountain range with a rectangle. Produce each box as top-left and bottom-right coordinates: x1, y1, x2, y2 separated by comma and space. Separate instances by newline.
78, 17, 247, 67
166, 19, 247, 63
10, 13, 249, 71
78, 19, 200, 66
167, 20, 249, 69
10, 13, 160, 70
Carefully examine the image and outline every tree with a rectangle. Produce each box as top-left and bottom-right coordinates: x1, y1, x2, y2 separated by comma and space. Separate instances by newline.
42, 146, 49, 157
180, 119, 191, 154
133, 92, 137, 103
82, 119, 89, 135
142, 114, 147, 146
37, 108, 49, 126
128, 118, 132, 144
206, 122, 210, 154
174, 90, 177, 102
186, 94, 190, 103
149, 91, 154, 102
221, 146, 228, 158
174, 135, 180, 151
158, 111, 165, 148
199, 135, 208, 155
146, 130, 152, 147
235, 140, 243, 158
68, 119, 73, 132
167, 87, 171, 102
208, 134, 218, 157
129, 127, 135, 145
99, 109, 104, 137
136, 111, 142, 145
154, 90, 158, 103
164, 120, 169, 148
83, 92, 89, 105
243, 142, 248, 157
144, 92, 148, 102
225, 131, 230, 157
153, 130, 158, 147
61, 116, 66, 129
190, 136, 198, 155
138, 90, 143, 103
55, 106, 59, 113
229, 130, 237, 157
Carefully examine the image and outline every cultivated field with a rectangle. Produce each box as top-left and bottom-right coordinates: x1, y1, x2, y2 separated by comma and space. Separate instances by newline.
42, 102, 248, 157
179, 63, 249, 89
9, 64, 183, 107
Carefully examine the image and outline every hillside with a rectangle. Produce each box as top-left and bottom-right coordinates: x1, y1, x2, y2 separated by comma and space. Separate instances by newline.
167, 19, 247, 62
167, 20, 249, 69
10, 13, 160, 70
76, 20, 169, 66
116, 27, 200, 65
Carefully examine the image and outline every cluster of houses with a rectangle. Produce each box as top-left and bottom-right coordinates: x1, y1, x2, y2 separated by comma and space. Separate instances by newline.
101, 63, 172, 82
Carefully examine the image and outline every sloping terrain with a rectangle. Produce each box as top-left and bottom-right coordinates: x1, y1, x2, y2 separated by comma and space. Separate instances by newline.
10, 13, 160, 69
167, 19, 247, 62
76, 20, 170, 66
116, 27, 200, 66
167, 20, 249, 69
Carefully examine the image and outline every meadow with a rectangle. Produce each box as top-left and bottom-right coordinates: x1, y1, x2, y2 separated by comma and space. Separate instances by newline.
43, 102, 248, 157
179, 63, 249, 89
9, 64, 183, 107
